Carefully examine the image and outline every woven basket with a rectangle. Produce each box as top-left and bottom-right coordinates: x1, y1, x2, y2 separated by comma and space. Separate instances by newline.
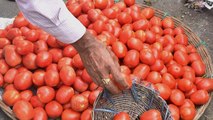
92, 82, 172, 120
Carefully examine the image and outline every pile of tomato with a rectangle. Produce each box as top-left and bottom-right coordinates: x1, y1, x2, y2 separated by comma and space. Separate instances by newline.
0, 0, 212, 120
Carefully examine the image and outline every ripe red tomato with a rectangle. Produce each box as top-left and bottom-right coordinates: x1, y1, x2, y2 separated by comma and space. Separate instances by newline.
135, 30, 146, 42
183, 69, 195, 83
32, 70, 45, 87
74, 77, 89, 92
162, 73, 176, 89
56, 86, 74, 104
0, 38, 10, 49
130, 11, 143, 22
44, 70, 59, 87
185, 85, 197, 98
49, 48, 63, 63
178, 78, 194, 92
87, 9, 100, 23
124, 0, 135, 6
170, 89, 185, 106
168, 104, 180, 120
63, 45, 77, 58
163, 28, 174, 36
150, 59, 164, 72
4, 68, 18, 83
117, 12, 132, 25
94, 0, 108, 9
4, 84, 16, 91
60, 66, 76, 85
119, 29, 134, 44
113, 112, 130, 120
140, 48, 156, 65
3, 89, 20, 106
174, 27, 184, 35
14, 71, 32, 90
112, 41, 127, 58
155, 83, 171, 100
4, 45, 22, 67
189, 53, 201, 63
57, 57, 72, 70
78, 14, 91, 27
191, 60, 206, 76
34, 40, 48, 54
23, 53, 37, 70
150, 25, 163, 36
81, 69, 93, 83
6, 28, 22, 40
20, 90, 33, 101
13, 100, 34, 120
124, 50, 140, 68
168, 64, 183, 78
37, 86, 55, 103
180, 106, 196, 120
45, 101, 63, 118
33, 107, 48, 120
71, 94, 89, 112
175, 34, 188, 45
0, 74, 3, 87
46, 36, 60, 48
30, 96, 44, 108
113, 1, 126, 11
190, 90, 209, 105
146, 71, 162, 84
13, 16, 29, 28
141, 7, 155, 19
25, 30, 39, 42
180, 99, 195, 109
145, 30, 156, 44
36, 51, 52, 68
88, 90, 101, 105
72, 54, 84, 69
196, 78, 213, 92
162, 17, 174, 29
132, 64, 149, 80
150, 16, 162, 26
67, 3, 82, 17
0, 59, 9, 75
89, 82, 99, 91
174, 50, 189, 66
80, 108, 92, 120
133, 19, 149, 31
82, 2, 94, 13
127, 37, 143, 51
62, 109, 81, 120
140, 109, 162, 120
93, 20, 105, 34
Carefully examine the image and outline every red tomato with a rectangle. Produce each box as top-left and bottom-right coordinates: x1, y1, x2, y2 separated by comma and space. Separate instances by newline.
0, 38, 10, 49
150, 16, 162, 26
49, 48, 63, 63
14, 71, 32, 90
160, 65, 167, 75
4, 68, 18, 83
145, 30, 156, 44
67, 3, 82, 17
57, 57, 72, 70
152, 42, 163, 51
80, 108, 92, 120
94, 0, 108, 9
36, 51, 52, 68
135, 30, 146, 42
140, 48, 156, 65
162, 17, 174, 29
30, 96, 44, 108
150, 25, 163, 36
175, 34, 188, 45
63, 45, 77, 58
4, 84, 16, 91
60, 66, 76, 86
146, 71, 162, 84
163, 28, 174, 36
196, 78, 213, 92
124, 0, 135, 6
168, 64, 183, 78
0, 49, 3, 59
113, 1, 126, 11
168, 104, 180, 120
0, 59, 9, 75
113, 112, 130, 120
189, 53, 201, 63
13, 100, 34, 120
0, 74, 3, 87
34, 40, 48, 54
74, 76, 89, 92
3, 89, 20, 106
37, 86, 55, 103
117, 12, 132, 25
20, 90, 33, 101
130, 11, 143, 22
180, 107, 196, 120
120, 65, 131, 75
73, 54, 84, 69
119, 29, 134, 44
14, 39, 34, 55
133, 19, 149, 31
141, 7, 155, 19
150, 59, 164, 72
82, 91, 91, 99
33, 107, 48, 120
25, 30, 39, 42
140, 109, 162, 120
170, 89, 185, 106
82, 69, 93, 83
93, 20, 105, 34
191, 60, 206, 76
89, 82, 99, 91
71, 94, 89, 112
155, 83, 171, 100
45, 101, 63, 118
124, 50, 140, 68
162, 73, 176, 89
13, 16, 29, 28
180, 99, 195, 109
4, 45, 22, 67
87, 9, 100, 23
185, 85, 197, 98
45, 70, 59, 87
174, 27, 184, 35
23, 53, 37, 70
32, 70, 45, 87
6, 28, 22, 40
190, 90, 209, 105
187, 45, 197, 53
46, 36, 60, 48
88, 90, 101, 105
127, 37, 143, 51
82, 2, 94, 13
56, 86, 74, 104
178, 78, 193, 92
62, 109, 81, 120
122, 23, 133, 30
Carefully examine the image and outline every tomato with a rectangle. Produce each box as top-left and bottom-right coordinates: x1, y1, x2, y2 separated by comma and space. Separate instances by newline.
6, 28, 22, 40
67, 3, 82, 17
133, 19, 149, 31
89, 82, 99, 91
60, 66, 76, 85
55, 86, 74, 104
20, 90, 33, 101
127, 37, 143, 51
4, 45, 22, 67
150, 59, 164, 72
62, 109, 81, 120
34, 40, 48, 54
0, 38, 10, 49
150, 25, 163, 36
160, 65, 167, 75
103, 23, 115, 34
187, 45, 197, 53
162, 17, 174, 29
97, 34, 110, 46
162, 73, 176, 89
14, 40, 34, 55
185, 85, 197, 98
30, 96, 44, 108
4, 84, 16, 91
146, 71, 162, 84
87, 9, 100, 23
123, 0, 135, 6
49, 48, 63, 63
113, 112, 130, 120
45, 101, 63, 118
82, 69, 93, 83
71, 94, 89, 112
168, 104, 180, 120
80, 108, 92, 120
33, 107, 48, 120
120, 65, 131, 75
152, 42, 163, 52
62, 45, 77, 58
14, 71, 32, 90
93, 20, 105, 34
140, 48, 156, 65
180, 106, 196, 120
0, 29, 7, 38
82, 2, 94, 13
23, 53, 37, 70
178, 78, 193, 92
58, 57, 72, 70
13, 100, 34, 120
122, 23, 133, 30
0, 59, 9, 75
190, 90, 209, 105
119, 29, 134, 44
180, 99, 195, 109
174, 27, 184, 35
32, 70, 45, 87
37, 86, 55, 103
150, 16, 162, 27
113, 1, 126, 11
135, 30, 146, 42
88, 90, 101, 105
196, 78, 213, 92
13, 16, 29, 28
155, 83, 171, 100
183, 70, 195, 83
189, 53, 202, 63
36, 51, 52, 68
141, 7, 155, 19
163, 28, 174, 36
170, 89, 185, 106
73, 54, 84, 69
94, 0, 108, 9
74, 77, 89, 92
0, 74, 3, 87
117, 12, 132, 25
124, 50, 140, 68
25, 30, 39, 42
3, 89, 20, 106
46, 36, 60, 48
191, 60, 206, 76
4, 68, 17, 83
145, 30, 156, 44
130, 11, 143, 22
0, 49, 3, 59
175, 34, 188, 46
168, 64, 183, 78
140, 109, 162, 120
82, 91, 91, 99
44, 70, 59, 87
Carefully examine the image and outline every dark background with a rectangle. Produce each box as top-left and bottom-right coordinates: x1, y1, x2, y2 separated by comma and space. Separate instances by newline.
0, 0, 212, 119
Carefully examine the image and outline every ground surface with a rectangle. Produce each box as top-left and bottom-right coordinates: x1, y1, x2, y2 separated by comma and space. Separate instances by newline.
0, 0, 212, 119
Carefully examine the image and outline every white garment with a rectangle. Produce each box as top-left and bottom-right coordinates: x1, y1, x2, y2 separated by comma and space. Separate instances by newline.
16, 0, 86, 44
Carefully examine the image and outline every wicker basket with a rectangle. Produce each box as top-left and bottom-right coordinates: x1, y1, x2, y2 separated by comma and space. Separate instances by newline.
92, 82, 172, 120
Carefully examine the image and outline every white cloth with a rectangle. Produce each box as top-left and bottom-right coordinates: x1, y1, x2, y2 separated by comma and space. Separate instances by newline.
16, 0, 86, 44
